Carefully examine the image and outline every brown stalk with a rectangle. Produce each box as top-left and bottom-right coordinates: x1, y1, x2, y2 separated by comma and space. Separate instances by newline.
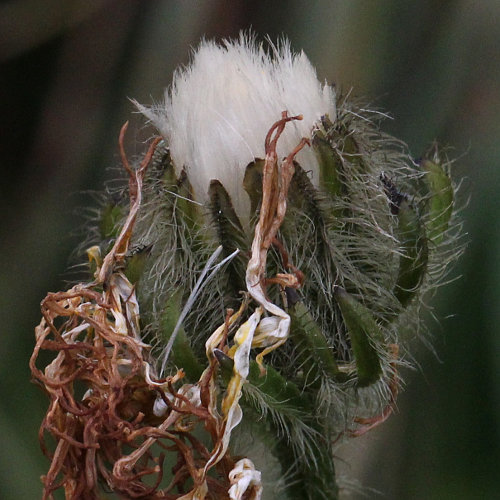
31, 126, 236, 499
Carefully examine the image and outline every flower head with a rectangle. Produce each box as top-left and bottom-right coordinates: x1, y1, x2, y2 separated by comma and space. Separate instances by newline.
138, 34, 335, 218
32, 33, 463, 500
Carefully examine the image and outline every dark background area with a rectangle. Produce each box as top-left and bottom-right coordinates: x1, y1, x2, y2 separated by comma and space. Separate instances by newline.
1, 1, 499, 498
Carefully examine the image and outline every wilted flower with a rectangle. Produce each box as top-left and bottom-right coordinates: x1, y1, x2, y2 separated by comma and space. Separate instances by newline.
31, 34, 462, 499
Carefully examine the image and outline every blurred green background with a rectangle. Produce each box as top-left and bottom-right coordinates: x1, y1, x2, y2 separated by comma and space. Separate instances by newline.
1, 1, 498, 498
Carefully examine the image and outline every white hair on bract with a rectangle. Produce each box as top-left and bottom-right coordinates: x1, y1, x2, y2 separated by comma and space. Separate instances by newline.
137, 33, 336, 219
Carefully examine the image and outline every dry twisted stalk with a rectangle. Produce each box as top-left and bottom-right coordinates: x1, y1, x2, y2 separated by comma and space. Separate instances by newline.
30, 125, 234, 499
31, 114, 308, 499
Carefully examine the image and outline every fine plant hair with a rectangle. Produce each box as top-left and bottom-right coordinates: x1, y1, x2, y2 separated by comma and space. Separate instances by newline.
32, 34, 463, 500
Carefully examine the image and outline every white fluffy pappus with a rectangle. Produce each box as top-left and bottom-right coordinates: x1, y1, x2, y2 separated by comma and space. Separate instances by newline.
137, 34, 336, 218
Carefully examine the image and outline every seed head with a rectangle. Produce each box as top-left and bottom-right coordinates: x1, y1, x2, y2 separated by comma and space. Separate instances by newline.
137, 33, 335, 219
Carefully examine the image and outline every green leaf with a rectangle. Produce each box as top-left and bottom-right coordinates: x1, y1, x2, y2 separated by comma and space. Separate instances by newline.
422, 158, 454, 244
312, 128, 344, 200
243, 159, 264, 215
334, 287, 384, 387
289, 302, 348, 386
175, 169, 204, 231
209, 180, 249, 296
284, 162, 338, 275
394, 199, 428, 307
247, 361, 310, 411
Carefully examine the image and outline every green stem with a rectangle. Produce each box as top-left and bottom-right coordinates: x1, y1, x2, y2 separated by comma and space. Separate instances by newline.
245, 362, 338, 499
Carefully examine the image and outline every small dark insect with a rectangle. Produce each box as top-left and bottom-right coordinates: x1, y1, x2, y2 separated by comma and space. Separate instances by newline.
285, 286, 300, 307
380, 173, 409, 215
128, 243, 153, 257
